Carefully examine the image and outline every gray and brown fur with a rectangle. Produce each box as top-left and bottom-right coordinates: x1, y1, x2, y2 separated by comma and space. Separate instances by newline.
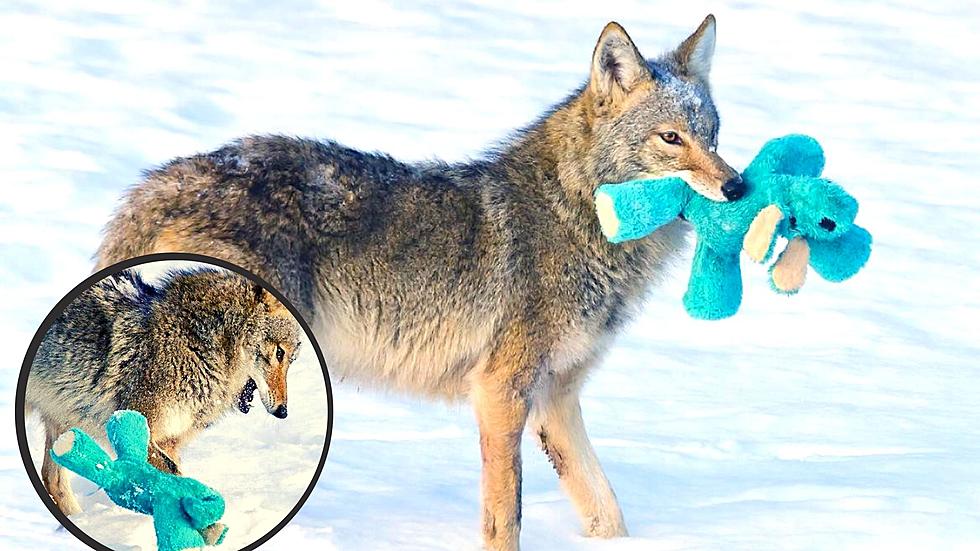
27, 268, 301, 516
95, 16, 737, 550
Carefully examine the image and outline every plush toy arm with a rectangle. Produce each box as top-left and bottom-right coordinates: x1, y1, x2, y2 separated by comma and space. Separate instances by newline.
743, 204, 784, 263
743, 134, 825, 181
106, 410, 151, 462
49, 428, 114, 487
807, 224, 872, 281
594, 178, 688, 243
50, 417, 157, 516
683, 239, 743, 320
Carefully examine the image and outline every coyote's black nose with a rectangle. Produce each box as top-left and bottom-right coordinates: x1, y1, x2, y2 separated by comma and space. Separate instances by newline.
721, 177, 746, 201
272, 404, 288, 419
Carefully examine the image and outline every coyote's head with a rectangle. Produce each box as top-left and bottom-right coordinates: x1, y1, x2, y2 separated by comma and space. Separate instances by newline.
584, 15, 744, 202
239, 288, 301, 419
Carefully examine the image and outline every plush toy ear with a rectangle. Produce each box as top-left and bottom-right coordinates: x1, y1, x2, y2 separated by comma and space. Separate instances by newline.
808, 225, 872, 281
743, 135, 825, 180
770, 237, 810, 294
744, 205, 783, 263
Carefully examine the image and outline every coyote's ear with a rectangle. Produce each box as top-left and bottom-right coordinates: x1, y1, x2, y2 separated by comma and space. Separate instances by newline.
254, 283, 289, 315
590, 22, 652, 104
252, 282, 269, 305
673, 14, 716, 81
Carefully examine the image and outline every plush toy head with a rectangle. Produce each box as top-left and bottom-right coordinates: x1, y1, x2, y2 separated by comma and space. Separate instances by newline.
785, 178, 858, 239
594, 134, 872, 319
740, 135, 853, 243
737, 136, 872, 292
49, 410, 228, 551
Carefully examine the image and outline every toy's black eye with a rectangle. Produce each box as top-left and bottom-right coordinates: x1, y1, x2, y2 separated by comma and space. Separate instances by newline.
659, 131, 682, 146
275, 345, 285, 363
819, 218, 837, 231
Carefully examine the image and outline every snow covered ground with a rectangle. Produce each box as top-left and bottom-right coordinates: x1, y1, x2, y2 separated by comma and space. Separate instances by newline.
2, 0, 979, 550
18, 260, 330, 550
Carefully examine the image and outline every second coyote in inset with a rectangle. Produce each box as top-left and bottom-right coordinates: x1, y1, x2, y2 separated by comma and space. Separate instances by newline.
96, 16, 742, 550
27, 267, 301, 516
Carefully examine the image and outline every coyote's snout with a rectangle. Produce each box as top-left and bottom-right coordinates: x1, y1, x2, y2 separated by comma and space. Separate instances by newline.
237, 292, 299, 420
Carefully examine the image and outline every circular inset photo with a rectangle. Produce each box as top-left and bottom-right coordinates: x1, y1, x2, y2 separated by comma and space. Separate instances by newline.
15, 254, 332, 551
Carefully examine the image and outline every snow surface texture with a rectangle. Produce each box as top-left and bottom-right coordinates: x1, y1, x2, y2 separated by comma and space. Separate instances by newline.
20, 261, 330, 550
1, 1, 979, 550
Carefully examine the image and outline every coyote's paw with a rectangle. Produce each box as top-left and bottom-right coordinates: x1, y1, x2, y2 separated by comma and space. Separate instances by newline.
584, 514, 628, 538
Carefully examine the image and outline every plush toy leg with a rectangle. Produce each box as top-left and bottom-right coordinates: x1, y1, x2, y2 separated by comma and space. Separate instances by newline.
683, 240, 743, 320
744, 204, 783, 262
155, 495, 208, 551
808, 225, 872, 281
181, 491, 226, 531
181, 485, 227, 546
770, 237, 810, 294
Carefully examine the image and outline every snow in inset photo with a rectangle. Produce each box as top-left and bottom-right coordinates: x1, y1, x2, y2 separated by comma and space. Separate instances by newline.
18, 258, 331, 550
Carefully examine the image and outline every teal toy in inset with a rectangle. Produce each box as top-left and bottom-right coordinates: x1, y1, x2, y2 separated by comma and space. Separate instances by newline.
49, 410, 228, 551
594, 135, 871, 320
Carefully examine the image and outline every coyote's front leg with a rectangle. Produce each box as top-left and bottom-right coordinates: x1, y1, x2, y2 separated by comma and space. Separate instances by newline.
41, 417, 81, 516
530, 367, 627, 538
472, 322, 539, 551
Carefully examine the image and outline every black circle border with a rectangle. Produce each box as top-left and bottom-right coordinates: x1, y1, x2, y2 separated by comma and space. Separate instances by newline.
13, 252, 335, 551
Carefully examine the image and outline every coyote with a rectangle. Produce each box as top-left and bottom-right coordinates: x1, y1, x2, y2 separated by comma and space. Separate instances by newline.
27, 267, 301, 516
95, 16, 740, 549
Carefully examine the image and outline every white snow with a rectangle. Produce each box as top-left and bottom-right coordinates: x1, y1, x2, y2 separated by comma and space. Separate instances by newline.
1, 1, 979, 550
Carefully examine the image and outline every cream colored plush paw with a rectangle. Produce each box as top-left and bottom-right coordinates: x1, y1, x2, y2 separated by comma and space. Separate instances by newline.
771, 237, 810, 292
52, 431, 75, 456
594, 192, 621, 239
744, 204, 784, 262
202, 523, 227, 545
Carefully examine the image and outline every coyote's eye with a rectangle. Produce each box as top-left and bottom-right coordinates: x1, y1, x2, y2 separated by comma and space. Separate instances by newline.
275, 345, 285, 363
659, 131, 682, 146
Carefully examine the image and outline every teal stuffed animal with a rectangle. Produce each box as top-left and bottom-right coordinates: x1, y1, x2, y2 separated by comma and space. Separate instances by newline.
50, 410, 228, 551
594, 135, 871, 319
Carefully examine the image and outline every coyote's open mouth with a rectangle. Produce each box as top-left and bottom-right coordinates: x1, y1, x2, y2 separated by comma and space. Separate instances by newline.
238, 378, 257, 413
